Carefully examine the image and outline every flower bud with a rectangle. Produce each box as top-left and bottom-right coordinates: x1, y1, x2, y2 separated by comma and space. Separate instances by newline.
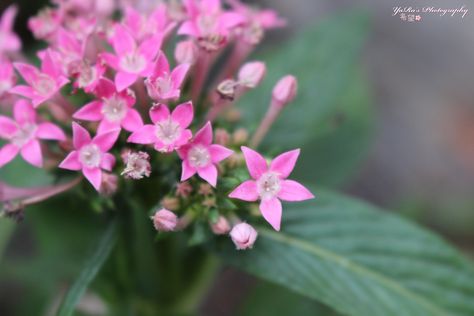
211, 216, 231, 235
238, 61, 266, 88
215, 128, 230, 146
175, 40, 198, 65
216, 79, 237, 100
99, 173, 118, 196
176, 181, 192, 197
161, 197, 180, 211
121, 151, 151, 180
230, 223, 258, 250
272, 75, 297, 107
152, 209, 178, 232
232, 128, 248, 145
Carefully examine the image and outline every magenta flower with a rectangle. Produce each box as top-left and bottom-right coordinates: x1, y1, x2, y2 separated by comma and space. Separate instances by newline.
177, 121, 233, 187
59, 122, 119, 191
128, 102, 193, 153
145, 51, 190, 102
102, 24, 162, 91
0, 57, 16, 98
10, 49, 69, 107
0, 5, 21, 55
28, 8, 63, 40
71, 60, 106, 93
0, 100, 66, 168
229, 146, 314, 231
73, 78, 142, 133
123, 5, 176, 42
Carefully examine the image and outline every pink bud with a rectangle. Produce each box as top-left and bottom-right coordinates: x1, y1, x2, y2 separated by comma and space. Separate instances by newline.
211, 216, 231, 235
238, 61, 266, 88
152, 209, 178, 232
215, 128, 230, 146
230, 223, 258, 250
99, 173, 118, 196
272, 75, 297, 107
175, 40, 198, 65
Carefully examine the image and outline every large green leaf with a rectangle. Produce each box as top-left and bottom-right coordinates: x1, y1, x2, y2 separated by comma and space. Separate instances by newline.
220, 190, 474, 316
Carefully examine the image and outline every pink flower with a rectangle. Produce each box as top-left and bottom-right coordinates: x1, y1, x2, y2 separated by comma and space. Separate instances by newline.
10, 49, 69, 107
102, 24, 162, 91
0, 5, 21, 55
54, 28, 85, 67
230, 222, 257, 250
73, 78, 142, 133
210, 216, 231, 235
122, 5, 176, 42
177, 121, 233, 187
272, 75, 297, 108
178, 0, 244, 51
145, 51, 190, 101
0, 100, 66, 168
70, 60, 106, 93
0, 57, 16, 98
128, 102, 193, 153
174, 40, 198, 65
152, 208, 178, 232
59, 122, 119, 191
28, 8, 63, 40
229, 146, 314, 231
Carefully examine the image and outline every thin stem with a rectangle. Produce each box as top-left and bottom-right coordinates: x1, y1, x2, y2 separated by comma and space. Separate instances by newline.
191, 52, 213, 101
250, 104, 281, 148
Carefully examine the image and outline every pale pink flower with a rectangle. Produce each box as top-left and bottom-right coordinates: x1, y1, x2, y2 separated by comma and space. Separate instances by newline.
145, 52, 190, 101
28, 7, 63, 40
59, 122, 120, 191
121, 150, 151, 179
177, 121, 233, 187
70, 60, 106, 93
152, 209, 178, 232
102, 24, 162, 91
229, 146, 314, 231
230, 222, 257, 250
272, 75, 297, 108
73, 78, 142, 133
0, 5, 21, 55
128, 102, 193, 153
211, 216, 230, 235
122, 5, 176, 42
0, 100, 65, 168
54, 28, 85, 67
0, 57, 16, 98
174, 40, 198, 65
10, 49, 69, 107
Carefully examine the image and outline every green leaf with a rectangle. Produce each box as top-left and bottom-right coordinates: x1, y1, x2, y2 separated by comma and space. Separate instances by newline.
0, 220, 15, 262
56, 219, 118, 316
220, 190, 474, 316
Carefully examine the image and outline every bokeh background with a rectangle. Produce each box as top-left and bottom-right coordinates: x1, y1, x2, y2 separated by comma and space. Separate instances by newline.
1, 0, 473, 315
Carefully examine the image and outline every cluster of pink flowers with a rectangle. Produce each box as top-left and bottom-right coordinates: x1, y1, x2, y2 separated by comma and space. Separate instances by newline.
0, 0, 313, 250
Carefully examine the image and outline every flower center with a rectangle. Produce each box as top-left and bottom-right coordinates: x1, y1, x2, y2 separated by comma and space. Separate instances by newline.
188, 145, 211, 168
79, 144, 101, 168
78, 65, 97, 88
101, 94, 128, 122
257, 172, 281, 200
197, 15, 218, 36
11, 123, 37, 147
120, 52, 146, 73
155, 118, 181, 145
33, 74, 56, 96
153, 75, 172, 95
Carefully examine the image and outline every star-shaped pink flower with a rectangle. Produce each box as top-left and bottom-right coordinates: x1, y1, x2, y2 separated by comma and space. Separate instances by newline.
59, 122, 119, 191
73, 78, 142, 133
128, 102, 193, 153
177, 121, 233, 187
0, 100, 65, 168
122, 5, 177, 42
229, 146, 314, 231
0, 5, 21, 55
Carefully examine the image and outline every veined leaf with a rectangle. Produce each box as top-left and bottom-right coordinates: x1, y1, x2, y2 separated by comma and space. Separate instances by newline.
220, 190, 474, 316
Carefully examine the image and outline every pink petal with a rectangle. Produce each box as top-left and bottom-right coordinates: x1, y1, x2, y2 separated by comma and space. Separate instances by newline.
197, 164, 218, 187
177, 21, 199, 37
92, 129, 120, 152
209, 144, 233, 163
31, 96, 49, 108
73, 101, 103, 121
150, 104, 170, 124
98, 120, 120, 134
13, 99, 36, 124
241, 146, 267, 180
82, 167, 102, 191
36, 122, 65, 141
100, 153, 115, 171
41, 49, 61, 78
0, 116, 17, 138
175, 129, 192, 148
0, 144, 19, 168
59, 151, 81, 170
193, 121, 212, 145
219, 12, 245, 29
95, 78, 116, 97
270, 149, 300, 178
112, 25, 135, 55
115, 72, 137, 91
9, 85, 37, 101
20, 140, 43, 167
170, 63, 190, 88
278, 180, 314, 202
229, 180, 258, 201
1, 5, 18, 32
13, 63, 38, 86
101, 52, 119, 70
139, 34, 162, 61
127, 125, 156, 144
72, 122, 91, 149
259, 198, 282, 231
181, 160, 196, 181
121, 109, 143, 132
152, 51, 170, 77
171, 101, 193, 128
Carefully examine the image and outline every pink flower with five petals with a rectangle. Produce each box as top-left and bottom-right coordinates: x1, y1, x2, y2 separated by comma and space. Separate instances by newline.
229, 146, 314, 231
0, 100, 65, 168
102, 24, 162, 91
0, 5, 21, 55
73, 78, 142, 133
145, 51, 190, 102
10, 49, 69, 107
59, 122, 119, 191
128, 102, 193, 153
177, 121, 233, 187
122, 5, 177, 42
